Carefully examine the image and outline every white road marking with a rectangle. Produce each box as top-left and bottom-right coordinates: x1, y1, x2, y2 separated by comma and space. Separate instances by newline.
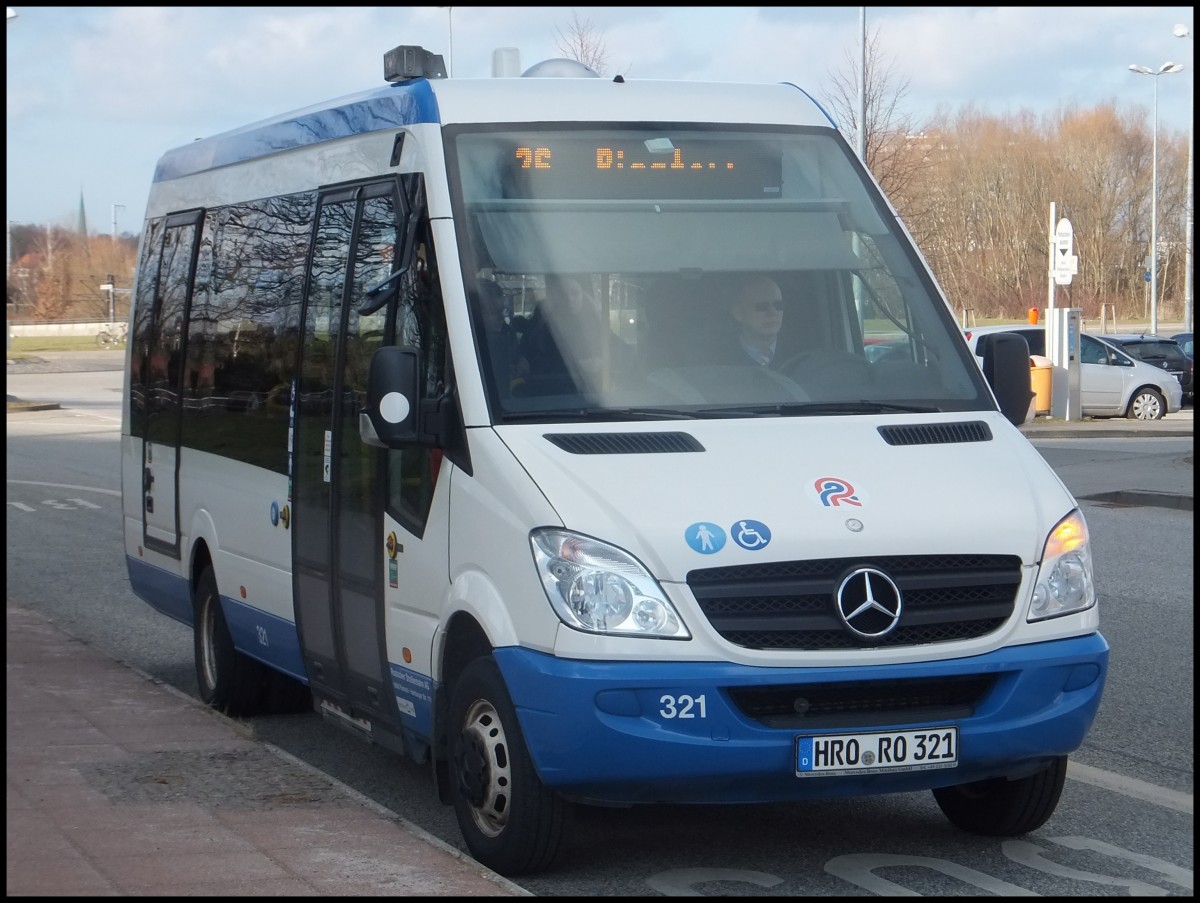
1068, 761, 1193, 815
6, 480, 120, 498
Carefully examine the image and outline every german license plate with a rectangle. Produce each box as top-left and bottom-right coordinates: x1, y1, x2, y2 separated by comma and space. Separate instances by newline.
795, 726, 958, 777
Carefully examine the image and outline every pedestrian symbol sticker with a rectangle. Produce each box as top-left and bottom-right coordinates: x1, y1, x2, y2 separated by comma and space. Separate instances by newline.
732, 519, 771, 550
686, 522, 726, 554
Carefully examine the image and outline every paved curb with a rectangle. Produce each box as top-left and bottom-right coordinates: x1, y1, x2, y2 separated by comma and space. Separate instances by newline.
1019, 422, 1193, 439
7, 397, 61, 412
6, 601, 529, 897
1076, 489, 1194, 510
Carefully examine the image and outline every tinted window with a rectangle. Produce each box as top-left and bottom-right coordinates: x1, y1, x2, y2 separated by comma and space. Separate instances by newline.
1019, 329, 1045, 356
975, 329, 1043, 357
1080, 335, 1110, 365
181, 193, 314, 473
1122, 341, 1186, 368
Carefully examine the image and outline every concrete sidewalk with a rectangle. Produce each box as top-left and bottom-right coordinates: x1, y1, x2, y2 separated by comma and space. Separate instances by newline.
6, 602, 527, 897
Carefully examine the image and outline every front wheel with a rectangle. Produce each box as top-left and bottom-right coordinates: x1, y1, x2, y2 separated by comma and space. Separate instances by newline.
932, 755, 1067, 836
1126, 388, 1166, 420
193, 565, 268, 716
448, 656, 570, 876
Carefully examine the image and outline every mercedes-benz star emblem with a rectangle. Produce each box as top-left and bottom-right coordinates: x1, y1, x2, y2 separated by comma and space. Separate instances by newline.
835, 567, 903, 640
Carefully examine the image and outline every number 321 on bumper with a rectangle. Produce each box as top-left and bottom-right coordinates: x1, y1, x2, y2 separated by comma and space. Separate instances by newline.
795, 727, 958, 777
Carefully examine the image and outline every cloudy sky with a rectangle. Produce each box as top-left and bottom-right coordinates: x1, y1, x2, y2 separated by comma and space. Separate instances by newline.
5, 6, 1195, 233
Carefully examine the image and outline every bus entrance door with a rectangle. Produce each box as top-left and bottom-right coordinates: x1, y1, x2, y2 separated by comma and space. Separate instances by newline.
138, 211, 203, 558
292, 185, 398, 724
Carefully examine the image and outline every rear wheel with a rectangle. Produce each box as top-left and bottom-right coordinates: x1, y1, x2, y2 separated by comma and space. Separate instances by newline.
1126, 388, 1166, 420
933, 755, 1067, 836
448, 656, 570, 876
193, 565, 268, 716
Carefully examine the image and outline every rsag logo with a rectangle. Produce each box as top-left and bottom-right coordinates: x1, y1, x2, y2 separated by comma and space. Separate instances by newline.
815, 477, 862, 507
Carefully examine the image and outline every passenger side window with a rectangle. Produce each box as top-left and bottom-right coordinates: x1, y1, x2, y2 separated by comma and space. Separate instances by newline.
1080, 336, 1109, 366
386, 182, 453, 537
1021, 329, 1046, 357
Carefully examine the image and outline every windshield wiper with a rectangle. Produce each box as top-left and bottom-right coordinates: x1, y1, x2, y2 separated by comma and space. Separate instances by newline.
500, 407, 695, 422
695, 401, 940, 417
782, 401, 940, 415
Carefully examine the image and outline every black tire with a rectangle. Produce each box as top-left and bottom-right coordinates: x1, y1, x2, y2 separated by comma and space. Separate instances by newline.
447, 656, 570, 876
1125, 387, 1166, 420
193, 565, 268, 716
932, 755, 1067, 836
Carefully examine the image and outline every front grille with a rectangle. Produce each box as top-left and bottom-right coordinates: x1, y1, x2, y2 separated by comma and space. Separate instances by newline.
687, 554, 1021, 650
725, 674, 996, 729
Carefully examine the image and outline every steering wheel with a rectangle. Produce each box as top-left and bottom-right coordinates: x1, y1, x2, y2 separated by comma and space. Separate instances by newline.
775, 349, 871, 389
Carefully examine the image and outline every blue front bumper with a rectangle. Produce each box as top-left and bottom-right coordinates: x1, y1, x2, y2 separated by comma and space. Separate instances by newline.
495, 633, 1108, 804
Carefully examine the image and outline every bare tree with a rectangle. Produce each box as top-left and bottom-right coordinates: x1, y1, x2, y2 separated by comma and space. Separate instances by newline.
554, 10, 609, 76
823, 27, 931, 201
8, 226, 137, 322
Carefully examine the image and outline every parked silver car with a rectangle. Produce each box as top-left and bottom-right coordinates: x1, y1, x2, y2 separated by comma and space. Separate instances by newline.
962, 325, 1182, 420
1098, 334, 1193, 405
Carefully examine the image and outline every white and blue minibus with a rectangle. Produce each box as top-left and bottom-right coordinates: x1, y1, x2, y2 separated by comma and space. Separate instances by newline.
122, 44, 1107, 876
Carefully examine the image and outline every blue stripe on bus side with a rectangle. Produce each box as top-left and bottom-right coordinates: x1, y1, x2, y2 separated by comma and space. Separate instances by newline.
126, 555, 307, 683
127, 556, 193, 626
389, 663, 435, 737
221, 596, 308, 683
153, 81, 440, 183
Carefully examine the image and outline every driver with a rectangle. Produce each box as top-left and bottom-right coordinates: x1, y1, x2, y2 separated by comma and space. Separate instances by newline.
725, 274, 785, 367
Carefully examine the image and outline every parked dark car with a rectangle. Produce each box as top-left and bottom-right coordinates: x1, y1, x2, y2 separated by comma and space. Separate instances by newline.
1170, 331, 1193, 359
1100, 334, 1193, 404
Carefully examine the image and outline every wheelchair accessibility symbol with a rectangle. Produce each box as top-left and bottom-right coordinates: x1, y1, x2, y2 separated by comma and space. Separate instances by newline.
732, 519, 771, 551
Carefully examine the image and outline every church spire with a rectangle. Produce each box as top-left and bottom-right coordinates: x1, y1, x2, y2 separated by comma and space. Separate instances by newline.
78, 188, 88, 236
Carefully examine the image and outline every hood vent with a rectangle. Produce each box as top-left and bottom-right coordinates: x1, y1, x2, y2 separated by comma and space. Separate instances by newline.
878, 421, 993, 446
544, 431, 705, 455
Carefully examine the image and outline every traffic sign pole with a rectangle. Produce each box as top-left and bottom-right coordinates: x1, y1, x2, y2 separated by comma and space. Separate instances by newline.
1048, 204, 1056, 312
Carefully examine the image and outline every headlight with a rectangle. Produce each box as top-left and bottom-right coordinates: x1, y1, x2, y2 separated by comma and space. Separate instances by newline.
1029, 510, 1096, 621
531, 529, 690, 638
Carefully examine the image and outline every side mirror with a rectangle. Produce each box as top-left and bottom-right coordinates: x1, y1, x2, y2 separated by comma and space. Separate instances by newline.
363, 345, 421, 447
981, 332, 1033, 427
362, 345, 458, 449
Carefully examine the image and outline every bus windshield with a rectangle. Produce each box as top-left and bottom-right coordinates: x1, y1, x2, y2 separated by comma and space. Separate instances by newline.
447, 124, 988, 422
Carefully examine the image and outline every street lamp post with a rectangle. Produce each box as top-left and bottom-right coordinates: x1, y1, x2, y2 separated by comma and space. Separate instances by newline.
1175, 24, 1194, 333
437, 6, 453, 77
1129, 61, 1184, 335
857, 7, 866, 162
